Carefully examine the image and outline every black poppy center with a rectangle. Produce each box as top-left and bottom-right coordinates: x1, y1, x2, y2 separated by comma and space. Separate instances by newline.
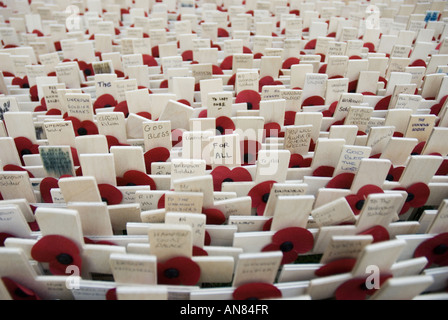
101, 197, 109, 204
21, 149, 32, 156
280, 241, 294, 253
77, 127, 88, 136
216, 126, 224, 134
104, 104, 112, 108
246, 297, 259, 300
360, 282, 369, 291
406, 193, 415, 203
14, 287, 32, 298
292, 164, 301, 168
433, 244, 448, 255
262, 193, 270, 203
126, 182, 137, 186
355, 199, 365, 211
223, 178, 234, 183
386, 174, 395, 181
22, 83, 30, 89
164, 268, 179, 279
56, 253, 73, 265
84, 69, 92, 76
247, 102, 253, 110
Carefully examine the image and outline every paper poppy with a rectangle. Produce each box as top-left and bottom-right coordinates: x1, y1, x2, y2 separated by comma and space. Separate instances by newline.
386, 166, 405, 182
1, 277, 41, 300
409, 59, 427, 68
210, 166, 252, 192
363, 42, 376, 53
314, 258, 357, 277
375, 95, 392, 110
248, 180, 277, 216
284, 110, 297, 126
202, 208, 226, 225
11, 76, 29, 88
393, 182, 430, 215
345, 185, 384, 215
262, 227, 314, 264
302, 96, 325, 107
215, 116, 235, 135
264, 122, 282, 138
220, 56, 233, 70
411, 141, 426, 155
193, 246, 208, 256
414, 233, 448, 268
77, 60, 94, 80
113, 101, 129, 117
304, 39, 317, 50
322, 101, 338, 117
157, 256, 201, 286
335, 274, 393, 300
358, 225, 390, 243
172, 128, 184, 147
326, 172, 356, 189
312, 166, 335, 177
39, 177, 59, 203
13, 137, 40, 165
436, 159, 448, 176
142, 54, 158, 67
259, 76, 282, 92
106, 135, 130, 149
347, 80, 358, 93
31, 235, 82, 276
240, 140, 262, 166
65, 116, 99, 136
232, 282, 282, 300
282, 57, 300, 69
289, 154, 312, 168
235, 90, 261, 110
34, 98, 47, 112
2, 164, 35, 178
116, 170, 156, 190
430, 95, 448, 116
105, 288, 117, 300
144, 147, 171, 174
98, 184, 123, 205
83, 237, 116, 246
181, 50, 193, 61
93, 94, 117, 113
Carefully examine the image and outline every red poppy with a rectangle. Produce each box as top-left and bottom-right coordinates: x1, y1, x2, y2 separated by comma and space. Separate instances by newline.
142, 54, 158, 67
181, 50, 193, 61
34, 98, 47, 112
393, 182, 430, 215
93, 94, 117, 113
1, 277, 41, 300
282, 57, 300, 69
304, 39, 317, 50
430, 95, 448, 116
284, 110, 297, 126
235, 90, 261, 110
348, 80, 358, 93
259, 76, 282, 92
220, 56, 233, 70
358, 225, 390, 243
248, 180, 277, 216
116, 170, 157, 190
77, 60, 94, 80
98, 184, 123, 205
375, 95, 391, 110
302, 96, 325, 107
212, 65, 224, 75
144, 147, 171, 174
240, 140, 262, 166
202, 208, 226, 225
0, 232, 15, 246
289, 154, 312, 168
232, 282, 282, 300
335, 274, 393, 300
11, 76, 30, 88
31, 235, 82, 276
172, 128, 184, 147
314, 258, 357, 277
157, 257, 201, 285
345, 185, 384, 215
363, 42, 376, 53
106, 135, 130, 149
312, 166, 335, 177
113, 101, 129, 117
264, 122, 282, 138
326, 172, 356, 189
105, 288, 117, 300
436, 159, 448, 176
65, 116, 99, 136
83, 237, 116, 246
193, 246, 208, 256
215, 116, 235, 135
414, 233, 448, 268
411, 141, 426, 155
409, 59, 427, 67
13, 137, 40, 165
322, 101, 338, 117
210, 166, 252, 192
2, 164, 35, 178
262, 227, 314, 264
386, 166, 405, 182
39, 177, 59, 203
